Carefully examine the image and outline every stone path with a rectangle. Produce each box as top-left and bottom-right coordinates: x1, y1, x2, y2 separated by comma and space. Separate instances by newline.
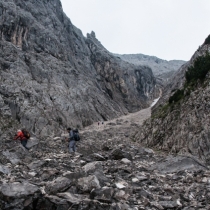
82, 106, 151, 133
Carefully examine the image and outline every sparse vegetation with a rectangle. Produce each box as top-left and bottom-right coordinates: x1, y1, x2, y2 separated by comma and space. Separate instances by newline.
151, 103, 170, 120
153, 52, 210, 120
185, 52, 210, 84
169, 89, 184, 104
169, 52, 210, 105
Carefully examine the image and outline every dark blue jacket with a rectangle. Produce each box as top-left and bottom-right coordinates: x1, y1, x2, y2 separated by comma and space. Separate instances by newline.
69, 130, 75, 141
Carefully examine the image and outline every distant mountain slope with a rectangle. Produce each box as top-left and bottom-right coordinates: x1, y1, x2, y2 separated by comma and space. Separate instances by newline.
115, 53, 186, 81
135, 36, 210, 163
0, 0, 157, 138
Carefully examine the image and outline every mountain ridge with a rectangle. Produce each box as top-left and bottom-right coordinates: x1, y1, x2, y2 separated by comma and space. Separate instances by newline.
114, 53, 186, 82
0, 0, 157, 138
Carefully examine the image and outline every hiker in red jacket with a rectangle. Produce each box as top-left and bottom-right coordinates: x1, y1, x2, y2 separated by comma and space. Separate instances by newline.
14, 129, 29, 150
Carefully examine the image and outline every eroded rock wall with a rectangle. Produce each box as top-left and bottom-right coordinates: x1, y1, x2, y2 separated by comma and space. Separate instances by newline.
136, 42, 210, 163
0, 0, 156, 138
115, 53, 186, 83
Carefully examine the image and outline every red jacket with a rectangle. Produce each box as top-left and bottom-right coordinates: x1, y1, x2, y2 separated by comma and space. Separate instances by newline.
14, 130, 26, 141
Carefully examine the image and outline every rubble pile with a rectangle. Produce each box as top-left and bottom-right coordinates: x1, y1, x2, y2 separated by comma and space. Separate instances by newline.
0, 120, 210, 210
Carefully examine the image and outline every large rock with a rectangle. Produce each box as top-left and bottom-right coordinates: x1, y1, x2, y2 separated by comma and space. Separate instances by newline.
0, 182, 40, 209
82, 161, 103, 174
150, 156, 207, 173
109, 148, 132, 160
78, 175, 101, 192
45, 177, 71, 194
0, 164, 11, 174
2, 150, 21, 164
90, 187, 114, 203
0, 182, 39, 197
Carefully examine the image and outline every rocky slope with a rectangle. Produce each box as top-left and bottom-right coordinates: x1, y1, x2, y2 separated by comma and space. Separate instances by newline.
0, 107, 210, 209
0, 0, 157, 138
115, 53, 186, 83
135, 37, 210, 164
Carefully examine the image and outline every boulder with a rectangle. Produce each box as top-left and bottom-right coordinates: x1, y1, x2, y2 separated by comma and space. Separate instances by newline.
82, 161, 103, 174
45, 177, 71, 195
90, 187, 114, 203
78, 175, 101, 192
109, 149, 132, 160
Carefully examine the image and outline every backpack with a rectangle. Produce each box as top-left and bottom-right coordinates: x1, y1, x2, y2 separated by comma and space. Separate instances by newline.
73, 129, 80, 141
22, 129, 30, 139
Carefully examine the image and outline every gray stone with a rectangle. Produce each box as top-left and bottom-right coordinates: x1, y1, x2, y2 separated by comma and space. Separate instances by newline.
0, 164, 11, 174
3, 150, 21, 164
114, 190, 131, 201
0, 182, 39, 197
159, 200, 182, 209
78, 175, 101, 192
26, 137, 39, 148
83, 161, 103, 174
56, 192, 84, 204
28, 160, 46, 170
121, 158, 131, 164
151, 156, 206, 173
109, 149, 132, 160
45, 177, 71, 195
90, 187, 114, 203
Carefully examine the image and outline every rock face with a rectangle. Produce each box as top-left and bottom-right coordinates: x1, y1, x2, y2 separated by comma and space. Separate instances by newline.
135, 38, 210, 164
0, 0, 156, 138
115, 53, 186, 82
0, 108, 210, 210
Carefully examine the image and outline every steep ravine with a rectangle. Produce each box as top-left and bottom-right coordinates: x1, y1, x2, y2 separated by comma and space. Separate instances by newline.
0, 106, 210, 209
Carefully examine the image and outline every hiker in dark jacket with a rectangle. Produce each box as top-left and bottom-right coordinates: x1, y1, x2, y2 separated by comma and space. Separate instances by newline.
14, 129, 29, 150
67, 127, 76, 153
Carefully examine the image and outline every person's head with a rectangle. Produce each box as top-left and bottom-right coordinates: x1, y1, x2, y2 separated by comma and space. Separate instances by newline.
67, 127, 71, 132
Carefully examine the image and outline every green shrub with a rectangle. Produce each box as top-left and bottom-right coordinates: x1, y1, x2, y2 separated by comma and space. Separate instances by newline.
154, 52, 210, 120
169, 89, 184, 104
185, 52, 210, 83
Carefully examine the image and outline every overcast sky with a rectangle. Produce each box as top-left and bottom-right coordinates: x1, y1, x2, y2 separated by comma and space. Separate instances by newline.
60, 0, 210, 61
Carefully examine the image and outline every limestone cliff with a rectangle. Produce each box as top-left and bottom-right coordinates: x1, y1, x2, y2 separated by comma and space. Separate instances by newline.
0, 0, 156, 138
136, 37, 210, 164
114, 53, 186, 83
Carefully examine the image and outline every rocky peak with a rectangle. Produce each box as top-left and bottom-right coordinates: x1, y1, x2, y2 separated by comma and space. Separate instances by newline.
115, 53, 186, 84
0, 0, 157, 139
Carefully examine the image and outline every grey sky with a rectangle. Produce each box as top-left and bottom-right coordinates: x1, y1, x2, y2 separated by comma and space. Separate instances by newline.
60, 0, 210, 61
